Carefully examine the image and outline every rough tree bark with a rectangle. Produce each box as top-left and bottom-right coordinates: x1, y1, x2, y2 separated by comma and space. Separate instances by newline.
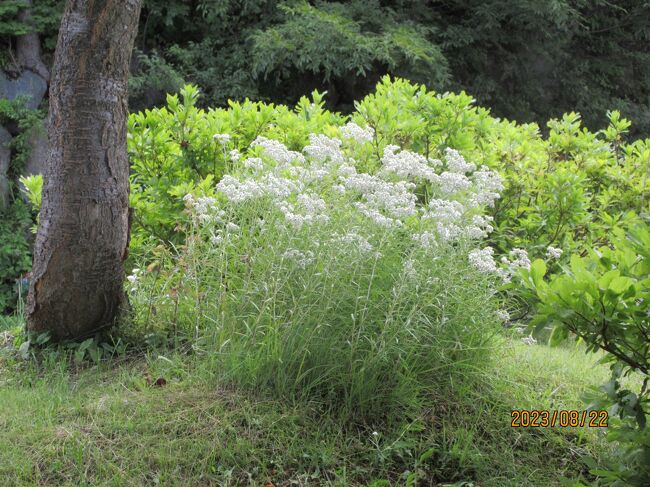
27, 0, 142, 341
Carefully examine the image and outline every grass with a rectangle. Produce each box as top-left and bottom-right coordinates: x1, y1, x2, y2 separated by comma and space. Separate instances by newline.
0, 328, 618, 486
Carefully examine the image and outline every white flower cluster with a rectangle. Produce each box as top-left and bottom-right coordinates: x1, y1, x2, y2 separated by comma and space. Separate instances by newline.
194, 197, 218, 215
423, 198, 465, 222
501, 248, 531, 272
466, 215, 494, 239
412, 231, 438, 250
276, 193, 330, 230
468, 247, 499, 273
213, 133, 231, 145
251, 136, 305, 166
420, 199, 494, 244
469, 166, 504, 207
438, 171, 472, 195
445, 148, 476, 174
340, 122, 374, 143
381, 145, 439, 182
126, 268, 142, 285
282, 249, 315, 269
468, 246, 531, 283
303, 134, 345, 164
189, 133, 511, 278
215, 174, 302, 204
546, 246, 563, 259
340, 172, 417, 227
126, 268, 143, 293
242, 157, 264, 172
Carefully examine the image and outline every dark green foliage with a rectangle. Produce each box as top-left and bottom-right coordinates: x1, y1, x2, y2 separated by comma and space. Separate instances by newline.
0, 0, 62, 67
433, 0, 650, 137
2, 1, 650, 135
131, 0, 650, 135
0, 96, 44, 175
0, 98, 41, 314
0, 1, 33, 37
0, 200, 31, 313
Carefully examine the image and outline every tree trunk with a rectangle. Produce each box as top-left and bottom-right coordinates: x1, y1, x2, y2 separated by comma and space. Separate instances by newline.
27, 0, 142, 341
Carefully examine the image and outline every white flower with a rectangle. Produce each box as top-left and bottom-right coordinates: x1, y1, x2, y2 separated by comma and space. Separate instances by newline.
273, 192, 330, 229
304, 134, 345, 164
297, 193, 327, 215
444, 148, 476, 174
216, 176, 264, 203
252, 136, 305, 166
507, 248, 531, 271
468, 247, 498, 273
546, 246, 563, 259
381, 145, 438, 182
126, 268, 142, 291
193, 197, 218, 217
340, 172, 416, 223
438, 172, 472, 195
198, 138, 508, 295
469, 166, 503, 207
213, 133, 231, 145
354, 202, 400, 228
465, 215, 494, 239
229, 149, 241, 162
436, 221, 463, 242
215, 174, 300, 205
423, 199, 465, 222
337, 163, 357, 178
412, 231, 438, 250
282, 249, 315, 269
340, 122, 374, 143
243, 157, 264, 171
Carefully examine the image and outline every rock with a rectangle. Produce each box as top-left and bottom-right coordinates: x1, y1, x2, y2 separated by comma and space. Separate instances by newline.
0, 69, 48, 110
0, 178, 8, 209
23, 122, 49, 177
0, 126, 12, 209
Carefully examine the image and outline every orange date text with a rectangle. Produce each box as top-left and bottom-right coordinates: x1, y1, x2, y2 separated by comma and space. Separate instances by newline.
511, 409, 608, 428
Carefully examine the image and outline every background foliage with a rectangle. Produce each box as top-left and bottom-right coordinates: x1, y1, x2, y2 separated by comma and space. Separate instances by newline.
1, 0, 649, 135
126, 78, 650, 270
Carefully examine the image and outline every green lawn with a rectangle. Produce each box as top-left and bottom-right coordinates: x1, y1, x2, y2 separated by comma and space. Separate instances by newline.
0, 329, 619, 486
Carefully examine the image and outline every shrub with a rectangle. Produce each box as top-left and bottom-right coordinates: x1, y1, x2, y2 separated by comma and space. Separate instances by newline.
127, 79, 650, 272
127, 85, 345, 254
523, 222, 650, 485
128, 128, 508, 422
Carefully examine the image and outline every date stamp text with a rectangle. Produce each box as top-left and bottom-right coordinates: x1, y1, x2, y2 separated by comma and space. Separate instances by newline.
511, 409, 608, 428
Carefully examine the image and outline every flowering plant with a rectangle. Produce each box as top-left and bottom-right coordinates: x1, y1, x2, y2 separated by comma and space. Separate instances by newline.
131, 127, 506, 420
